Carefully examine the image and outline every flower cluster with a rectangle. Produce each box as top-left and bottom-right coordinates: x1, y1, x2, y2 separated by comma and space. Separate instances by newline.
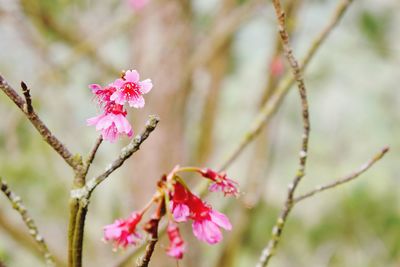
87, 70, 153, 142
103, 166, 239, 260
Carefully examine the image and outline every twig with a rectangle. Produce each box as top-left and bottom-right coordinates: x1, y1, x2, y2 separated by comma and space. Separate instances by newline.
136, 200, 165, 267
82, 135, 103, 177
84, 115, 160, 195
0, 75, 77, 169
256, 1, 311, 266
68, 115, 160, 267
294, 146, 389, 203
219, 0, 353, 171
0, 177, 55, 266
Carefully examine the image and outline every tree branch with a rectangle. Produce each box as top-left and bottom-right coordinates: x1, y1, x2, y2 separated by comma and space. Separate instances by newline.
0, 75, 77, 169
256, 0, 311, 266
136, 200, 165, 267
219, 0, 353, 171
294, 146, 389, 203
0, 177, 56, 266
68, 115, 160, 267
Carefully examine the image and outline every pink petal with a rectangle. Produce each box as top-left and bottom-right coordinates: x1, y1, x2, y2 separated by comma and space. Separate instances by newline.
173, 204, 190, 222
89, 84, 102, 93
86, 114, 102, 126
139, 79, 153, 94
124, 70, 140, 83
202, 220, 222, 244
111, 78, 125, 89
128, 95, 145, 108
192, 221, 205, 242
210, 210, 232, 231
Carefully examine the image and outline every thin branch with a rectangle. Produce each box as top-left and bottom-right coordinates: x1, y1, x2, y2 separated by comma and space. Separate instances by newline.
68, 115, 160, 267
0, 75, 77, 169
294, 146, 389, 203
256, 0, 311, 266
219, 0, 353, 171
82, 135, 103, 177
84, 115, 160, 196
0, 177, 55, 266
136, 200, 165, 267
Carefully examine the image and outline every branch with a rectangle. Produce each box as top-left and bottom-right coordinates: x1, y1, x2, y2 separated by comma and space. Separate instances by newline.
294, 146, 389, 203
256, 0, 311, 266
83, 115, 159, 196
0, 75, 77, 169
68, 115, 160, 267
81, 135, 103, 178
0, 177, 55, 266
219, 0, 353, 171
136, 201, 165, 267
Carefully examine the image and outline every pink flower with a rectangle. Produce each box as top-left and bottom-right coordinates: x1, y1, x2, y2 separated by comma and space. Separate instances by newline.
111, 70, 153, 108
189, 197, 232, 245
128, 0, 150, 10
170, 183, 190, 222
200, 169, 239, 197
89, 84, 116, 106
87, 103, 133, 142
166, 222, 186, 259
103, 212, 142, 249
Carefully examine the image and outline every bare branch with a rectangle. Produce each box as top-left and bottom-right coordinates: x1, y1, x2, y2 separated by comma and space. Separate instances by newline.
136, 200, 165, 267
69, 116, 160, 267
0, 75, 77, 169
83, 115, 159, 196
294, 146, 389, 203
256, 0, 311, 266
82, 135, 103, 177
220, 0, 353, 171
0, 177, 55, 266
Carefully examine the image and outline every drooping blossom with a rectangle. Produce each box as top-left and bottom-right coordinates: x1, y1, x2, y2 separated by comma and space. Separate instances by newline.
111, 70, 153, 108
103, 212, 142, 249
87, 103, 133, 142
170, 182, 190, 222
169, 182, 232, 245
166, 222, 186, 259
188, 194, 232, 244
200, 169, 239, 197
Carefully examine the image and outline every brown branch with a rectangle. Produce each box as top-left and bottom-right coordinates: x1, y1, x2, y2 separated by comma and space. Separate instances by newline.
0, 75, 77, 169
0, 177, 56, 266
136, 200, 165, 267
256, 0, 311, 266
84, 115, 160, 196
294, 146, 389, 203
81, 135, 103, 178
219, 0, 353, 171
68, 115, 160, 267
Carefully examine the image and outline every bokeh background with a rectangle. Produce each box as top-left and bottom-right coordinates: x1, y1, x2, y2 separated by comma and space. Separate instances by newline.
0, 0, 399, 266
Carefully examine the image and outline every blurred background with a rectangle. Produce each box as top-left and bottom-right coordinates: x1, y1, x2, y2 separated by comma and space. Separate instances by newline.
0, 0, 399, 266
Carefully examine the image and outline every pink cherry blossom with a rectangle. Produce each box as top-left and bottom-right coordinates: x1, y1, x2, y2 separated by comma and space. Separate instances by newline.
200, 169, 239, 197
170, 182, 191, 222
89, 84, 116, 106
87, 103, 133, 142
103, 212, 142, 249
111, 70, 153, 108
188, 195, 231, 244
166, 222, 186, 259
